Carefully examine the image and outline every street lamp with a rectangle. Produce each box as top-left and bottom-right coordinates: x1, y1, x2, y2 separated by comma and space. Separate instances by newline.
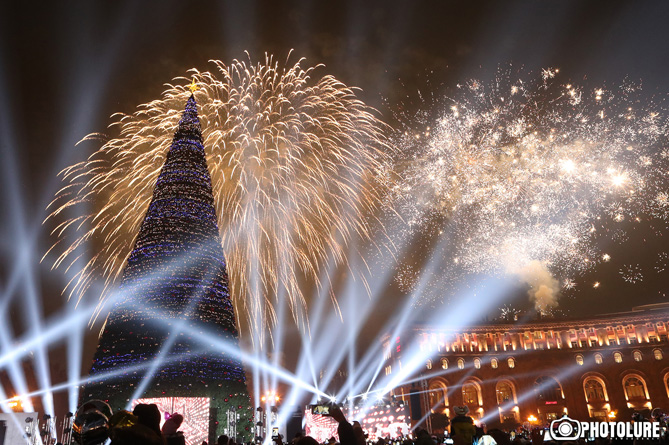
8, 396, 22, 412
262, 391, 281, 403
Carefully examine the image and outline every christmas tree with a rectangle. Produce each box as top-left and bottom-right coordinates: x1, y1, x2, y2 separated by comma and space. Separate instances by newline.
82, 92, 252, 439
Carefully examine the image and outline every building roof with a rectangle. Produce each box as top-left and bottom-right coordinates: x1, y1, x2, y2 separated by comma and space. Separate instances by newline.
409, 303, 669, 335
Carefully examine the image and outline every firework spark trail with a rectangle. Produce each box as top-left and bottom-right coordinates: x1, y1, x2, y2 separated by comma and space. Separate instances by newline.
46, 54, 393, 339
393, 68, 669, 311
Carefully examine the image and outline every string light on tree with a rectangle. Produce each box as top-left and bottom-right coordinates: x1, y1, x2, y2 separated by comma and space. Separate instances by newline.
81, 92, 253, 439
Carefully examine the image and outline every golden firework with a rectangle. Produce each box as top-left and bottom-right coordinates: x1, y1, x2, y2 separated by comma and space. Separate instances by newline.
46, 54, 393, 341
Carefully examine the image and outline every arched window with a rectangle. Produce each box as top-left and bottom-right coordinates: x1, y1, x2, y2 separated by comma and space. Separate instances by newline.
575, 354, 584, 366
583, 378, 606, 403
614, 352, 623, 363
654, 349, 663, 360
458, 358, 465, 369
594, 353, 603, 365
462, 383, 479, 405
496, 381, 515, 404
428, 381, 448, 409
426, 359, 433, 370
441, 358, 448, 369
535, 376, 562, 403
491, 358, 498, 369
507, 357, 515, 369
633, 350, 642, 362
623, 376, 647, 400
474, 358, 481, 369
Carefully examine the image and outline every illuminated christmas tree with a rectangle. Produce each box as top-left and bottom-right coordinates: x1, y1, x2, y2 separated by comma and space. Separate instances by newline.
82, 91, 252, 439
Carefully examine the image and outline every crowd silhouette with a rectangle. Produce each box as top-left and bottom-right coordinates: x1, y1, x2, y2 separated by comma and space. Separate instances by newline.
66, 399, 668, 445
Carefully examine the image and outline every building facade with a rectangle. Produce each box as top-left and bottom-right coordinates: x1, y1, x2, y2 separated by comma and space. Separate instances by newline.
384, 304, 669, 431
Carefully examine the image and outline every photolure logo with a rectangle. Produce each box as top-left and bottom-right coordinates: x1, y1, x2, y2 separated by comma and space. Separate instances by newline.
549, 416, 661, 440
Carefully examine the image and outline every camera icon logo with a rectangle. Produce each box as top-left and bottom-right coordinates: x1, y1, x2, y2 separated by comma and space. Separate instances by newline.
549, 416, 582, 441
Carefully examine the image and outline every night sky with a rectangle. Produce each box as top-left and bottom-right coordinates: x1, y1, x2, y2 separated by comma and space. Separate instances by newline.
2, 0, 669, 417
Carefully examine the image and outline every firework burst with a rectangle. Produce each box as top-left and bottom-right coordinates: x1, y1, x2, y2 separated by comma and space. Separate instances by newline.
498, 304, 521, 321
619, 264, 644, 284
393, 67, 669, 309
47, 54, 392, 339
655, 252, 669, 273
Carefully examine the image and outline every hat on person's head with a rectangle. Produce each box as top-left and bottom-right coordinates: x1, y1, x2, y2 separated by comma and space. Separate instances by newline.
453, 406, 469, 416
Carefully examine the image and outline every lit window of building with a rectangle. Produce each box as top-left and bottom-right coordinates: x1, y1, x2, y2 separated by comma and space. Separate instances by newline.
491, 358, 498, 369
633, 350, 642, 362
496, 381, 514, 404
614, 352, 623, 363
654, 349, 663, 360
584, 378, 606, 402
426, 359, 432, 370
594, 353, 603, 364
428, 382, 448, 409
535, 376, 562, 403
623, 376, 647, 400
575, 354, 584, 366
441, 358, 448, 369
457, 358, 465, 369
462, 383, 479, 405
474, 358, 481, 369
507, 357, 515, 369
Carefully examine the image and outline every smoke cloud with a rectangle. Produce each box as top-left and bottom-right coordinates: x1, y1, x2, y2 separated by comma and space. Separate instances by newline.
510, 260, 560, 314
